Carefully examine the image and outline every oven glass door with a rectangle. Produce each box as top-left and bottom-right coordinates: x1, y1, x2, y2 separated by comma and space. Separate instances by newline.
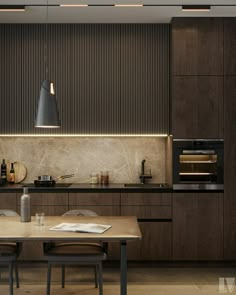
179, 153, 218, 183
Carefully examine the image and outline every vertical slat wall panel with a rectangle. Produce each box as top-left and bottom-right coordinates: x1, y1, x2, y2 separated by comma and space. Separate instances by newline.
0, 24, 170, 135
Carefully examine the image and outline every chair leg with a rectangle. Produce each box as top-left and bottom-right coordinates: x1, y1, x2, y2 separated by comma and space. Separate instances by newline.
47, 263, 52, 295
97, 262, 103, 295
14, 263, 19, 288
94, 265, 98, 288
9, 262, 14, 295
61, 265, 65, 288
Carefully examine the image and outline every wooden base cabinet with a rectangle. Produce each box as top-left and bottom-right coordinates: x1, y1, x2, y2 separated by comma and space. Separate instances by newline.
69, 192, 121, 260
68, 193, 120, 216
16, 192, 69, 261
173, 193, 223, 261
121, 193, 172, 261
0, 193, 17, 211
124, 221, 172, 261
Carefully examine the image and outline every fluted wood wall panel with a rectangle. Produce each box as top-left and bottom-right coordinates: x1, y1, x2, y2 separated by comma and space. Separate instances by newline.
0, 24, 170, 134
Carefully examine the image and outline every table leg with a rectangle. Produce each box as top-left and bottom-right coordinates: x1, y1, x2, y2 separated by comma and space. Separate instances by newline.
120, 240, 127, 295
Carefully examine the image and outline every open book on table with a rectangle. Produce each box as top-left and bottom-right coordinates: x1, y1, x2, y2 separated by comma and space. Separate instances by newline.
49, 223, 112, 234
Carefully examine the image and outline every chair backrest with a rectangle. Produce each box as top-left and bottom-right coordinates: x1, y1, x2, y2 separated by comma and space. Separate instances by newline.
62, 209, 98, 216
0, 209, 19, 216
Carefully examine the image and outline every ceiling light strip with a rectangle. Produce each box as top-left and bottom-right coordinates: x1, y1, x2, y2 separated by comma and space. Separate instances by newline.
182, 5, 211, 11
114, 4, 143, 7
0, 5, 25, 12
5, 4, 235, 8
59, 4, 143, 8
60, 4, 88, 7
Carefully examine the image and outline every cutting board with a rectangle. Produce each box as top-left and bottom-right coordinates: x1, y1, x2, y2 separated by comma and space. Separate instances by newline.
7, 161, 27, 184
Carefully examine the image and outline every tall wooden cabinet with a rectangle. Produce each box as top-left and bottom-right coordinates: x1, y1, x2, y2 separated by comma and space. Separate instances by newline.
172, 76, 223, 138
223, 19, 236, 259
224, 76, 236, 259
224, 19, 236, 75
173, 193, 223, 260
171, 18, 224, 138
172, 18, 223, 75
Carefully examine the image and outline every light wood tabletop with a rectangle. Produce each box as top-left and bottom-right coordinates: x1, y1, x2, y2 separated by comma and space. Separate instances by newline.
0, 215, 141, 295
0, 215, 141, 242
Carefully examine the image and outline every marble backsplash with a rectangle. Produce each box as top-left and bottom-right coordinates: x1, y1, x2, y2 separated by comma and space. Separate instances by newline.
0, 137, 167, 184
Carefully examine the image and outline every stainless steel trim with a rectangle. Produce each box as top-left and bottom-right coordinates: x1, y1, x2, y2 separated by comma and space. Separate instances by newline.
182, 150, 216, 154
173, 184, 224, 190
173, 139, 224, 142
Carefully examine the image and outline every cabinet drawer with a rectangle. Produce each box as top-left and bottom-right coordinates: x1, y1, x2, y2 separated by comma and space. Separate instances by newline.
16, 205, 68, 216
69, 205, 120, 216
69, 193, 120, 206
17, 193, 68, 206
0, 193, 17, 211
121, 205, 172, 219
121, 193, 172, 206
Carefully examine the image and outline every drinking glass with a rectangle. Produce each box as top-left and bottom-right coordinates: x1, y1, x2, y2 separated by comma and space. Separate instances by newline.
35, 212, 45, 226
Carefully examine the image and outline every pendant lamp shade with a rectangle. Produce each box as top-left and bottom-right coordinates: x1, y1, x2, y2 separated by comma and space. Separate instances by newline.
35, 80, 61, 128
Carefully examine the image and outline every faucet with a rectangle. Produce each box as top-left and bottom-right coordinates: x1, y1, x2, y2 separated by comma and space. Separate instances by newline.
139, 159, 152, 184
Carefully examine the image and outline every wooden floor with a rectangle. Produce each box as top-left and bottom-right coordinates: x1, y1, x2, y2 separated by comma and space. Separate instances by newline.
0, 263, 236, 294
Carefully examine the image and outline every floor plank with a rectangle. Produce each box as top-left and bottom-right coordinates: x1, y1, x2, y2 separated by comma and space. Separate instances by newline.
0, 264, 236, 294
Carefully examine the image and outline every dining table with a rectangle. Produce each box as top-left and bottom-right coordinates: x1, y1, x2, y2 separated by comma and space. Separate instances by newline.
0, 215, 142, 295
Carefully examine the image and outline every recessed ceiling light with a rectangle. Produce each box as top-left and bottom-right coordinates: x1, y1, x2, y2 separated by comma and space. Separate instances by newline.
114, 4, 143, 7
60, 4, 88, 7
182, 5, 211, 12
0, 5, 25, 12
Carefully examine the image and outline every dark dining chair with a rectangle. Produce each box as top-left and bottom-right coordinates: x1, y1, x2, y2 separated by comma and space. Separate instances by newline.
43, 209, 107, 295
0, 209, 22, 295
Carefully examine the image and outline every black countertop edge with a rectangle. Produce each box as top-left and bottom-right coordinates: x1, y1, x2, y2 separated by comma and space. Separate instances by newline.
0, 183, 224, 193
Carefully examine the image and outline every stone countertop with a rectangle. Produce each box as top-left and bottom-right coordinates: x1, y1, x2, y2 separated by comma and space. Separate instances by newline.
0, 183, 172, 193
0, 183, 224, 193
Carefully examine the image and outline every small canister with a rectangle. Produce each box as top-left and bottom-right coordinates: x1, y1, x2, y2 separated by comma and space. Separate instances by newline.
100, 171, 109, 185
90, 173, 98, 184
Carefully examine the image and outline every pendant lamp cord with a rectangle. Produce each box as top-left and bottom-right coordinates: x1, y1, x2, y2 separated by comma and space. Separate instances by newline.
44, 0, 49, 80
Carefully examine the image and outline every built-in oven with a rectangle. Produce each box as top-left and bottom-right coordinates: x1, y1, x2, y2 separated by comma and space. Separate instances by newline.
173, 139, 224, 190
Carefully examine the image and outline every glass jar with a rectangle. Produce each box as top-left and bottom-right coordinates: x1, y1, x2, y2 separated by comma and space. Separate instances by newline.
90, 173, 98, 184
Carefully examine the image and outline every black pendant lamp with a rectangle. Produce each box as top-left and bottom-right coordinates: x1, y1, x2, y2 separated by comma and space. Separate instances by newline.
35, 1, 61, 128
35, 80, 60, 128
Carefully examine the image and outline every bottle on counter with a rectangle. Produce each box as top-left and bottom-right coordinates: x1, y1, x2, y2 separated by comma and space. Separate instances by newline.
100, 171, 109, 185
9, 162, 15, 184
1, 159, 7, 184
20, 188, 31, 222
104, 171, 109, 185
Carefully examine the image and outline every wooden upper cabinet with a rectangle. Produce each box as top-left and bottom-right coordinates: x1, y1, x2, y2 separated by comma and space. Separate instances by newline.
172, 18, 223, 75
224, 19, 236, 75
0, 24, 170, 135
172, 76, 224, 138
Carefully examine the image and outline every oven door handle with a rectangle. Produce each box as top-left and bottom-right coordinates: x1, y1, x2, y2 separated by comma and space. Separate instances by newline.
182, 150, 216, 155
